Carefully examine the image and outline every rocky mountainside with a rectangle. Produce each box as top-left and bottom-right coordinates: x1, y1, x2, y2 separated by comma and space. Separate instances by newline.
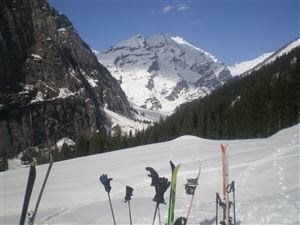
97, 33, 231, 114
0, 0, 132, 158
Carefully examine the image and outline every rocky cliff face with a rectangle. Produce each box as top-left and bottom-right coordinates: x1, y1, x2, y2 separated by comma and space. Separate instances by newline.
97, 33, 232, 114
0, 0, 132, 157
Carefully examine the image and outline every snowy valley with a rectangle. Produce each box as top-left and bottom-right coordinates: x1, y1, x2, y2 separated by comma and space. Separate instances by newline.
2, 124, 299, 225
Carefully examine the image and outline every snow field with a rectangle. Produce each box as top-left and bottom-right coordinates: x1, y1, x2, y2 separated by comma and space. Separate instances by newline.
1, 124, 299, 225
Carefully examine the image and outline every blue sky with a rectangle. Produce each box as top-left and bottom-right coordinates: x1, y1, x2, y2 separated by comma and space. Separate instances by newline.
49, 0, 299, 65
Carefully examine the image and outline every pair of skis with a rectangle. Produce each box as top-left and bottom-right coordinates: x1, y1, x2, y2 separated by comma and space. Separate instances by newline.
167, 161, 181, 225
216, 144, 236, 225
19, 154, 54, 225
168, 160, 201, 225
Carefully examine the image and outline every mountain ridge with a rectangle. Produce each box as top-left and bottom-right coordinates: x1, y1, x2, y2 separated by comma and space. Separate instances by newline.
240, 37, 300, 76
228, 52, 274, 76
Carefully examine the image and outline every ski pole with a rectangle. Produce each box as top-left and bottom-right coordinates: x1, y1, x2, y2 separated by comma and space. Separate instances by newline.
29, 154, 53, 225
19, 159, 36, 225
152, 203, 159, 225
128, 200, 133, 225
107, 192, 117, 225
125, 185, 133, 225
232, 182, 236, 225
226, 181, 236, 225
157, 204, 162, 225
216, 193, 218, 225
99, 174, 116, 225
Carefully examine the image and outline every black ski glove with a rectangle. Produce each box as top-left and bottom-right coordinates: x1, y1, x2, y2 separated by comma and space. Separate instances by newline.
146, 167, 160, 187
99, 174, 113, 193
153, 177, 170, 204
125, 186, 133, 202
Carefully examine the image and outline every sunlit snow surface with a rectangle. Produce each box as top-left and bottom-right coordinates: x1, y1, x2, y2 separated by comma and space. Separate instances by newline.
229, 37, 300, 77
2, 125, 300, 225
228, 52, 273, 76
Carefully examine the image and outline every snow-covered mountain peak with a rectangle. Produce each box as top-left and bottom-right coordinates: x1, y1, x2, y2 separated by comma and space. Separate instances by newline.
171, 36, 201, 51
171, 36, 218, 63
145, 33, 185, 49
112, 34, 147, 50
97, 33, 231, 115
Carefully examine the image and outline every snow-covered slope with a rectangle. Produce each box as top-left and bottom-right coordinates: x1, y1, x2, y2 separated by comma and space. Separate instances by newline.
228, 52, 273, 76
97, 33, 231, 115
229, 37, 300, 76
104, 106, 149, 135
261, 37, 300, 65
2, 124, 299, 225
242, 37, 300, 76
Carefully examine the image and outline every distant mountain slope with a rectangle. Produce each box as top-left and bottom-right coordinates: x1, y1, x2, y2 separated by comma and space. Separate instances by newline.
0, 0, 132, 157
229, 52, 273, 76
228, 38, 300, 77
130, 45, 300, 144
97, 33, 231, 114
241, 37, 300, 76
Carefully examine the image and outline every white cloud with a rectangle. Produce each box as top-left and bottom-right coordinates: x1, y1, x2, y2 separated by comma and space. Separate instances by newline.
177, 4, 190, 11
163, 5, 174, 13
162, 4, 190, 13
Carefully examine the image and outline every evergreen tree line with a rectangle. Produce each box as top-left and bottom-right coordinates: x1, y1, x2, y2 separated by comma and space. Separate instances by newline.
1, 48, 299, 170
131, 47, 300, 143
52, 47, 300, 162
132, 47, 300, 143
48, 126, 135, 162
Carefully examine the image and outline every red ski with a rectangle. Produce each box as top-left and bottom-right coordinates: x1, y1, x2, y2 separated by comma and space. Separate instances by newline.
221, 144, 230, 225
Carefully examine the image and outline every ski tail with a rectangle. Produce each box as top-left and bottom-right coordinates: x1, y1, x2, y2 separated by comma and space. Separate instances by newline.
167, 161, 181, 225
19, 159, 37, 225
29, 154, 54, 225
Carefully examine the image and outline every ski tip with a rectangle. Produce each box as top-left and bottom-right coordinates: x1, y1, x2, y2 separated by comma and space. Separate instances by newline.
221, 144, 229, 151
30, 158, 37, 167
170, 161, 175, 172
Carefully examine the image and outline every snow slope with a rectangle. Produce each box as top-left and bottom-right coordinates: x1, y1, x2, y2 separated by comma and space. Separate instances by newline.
228, 37, 299, 76
228, 52, 273, 76
2, 124, 299, 225
104, 106, 149, 135
260, 37, 300, 66
242, 37, 300, 76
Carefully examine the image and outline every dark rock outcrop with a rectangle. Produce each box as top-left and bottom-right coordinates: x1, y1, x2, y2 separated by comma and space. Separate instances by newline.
0, 0, 132, 157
